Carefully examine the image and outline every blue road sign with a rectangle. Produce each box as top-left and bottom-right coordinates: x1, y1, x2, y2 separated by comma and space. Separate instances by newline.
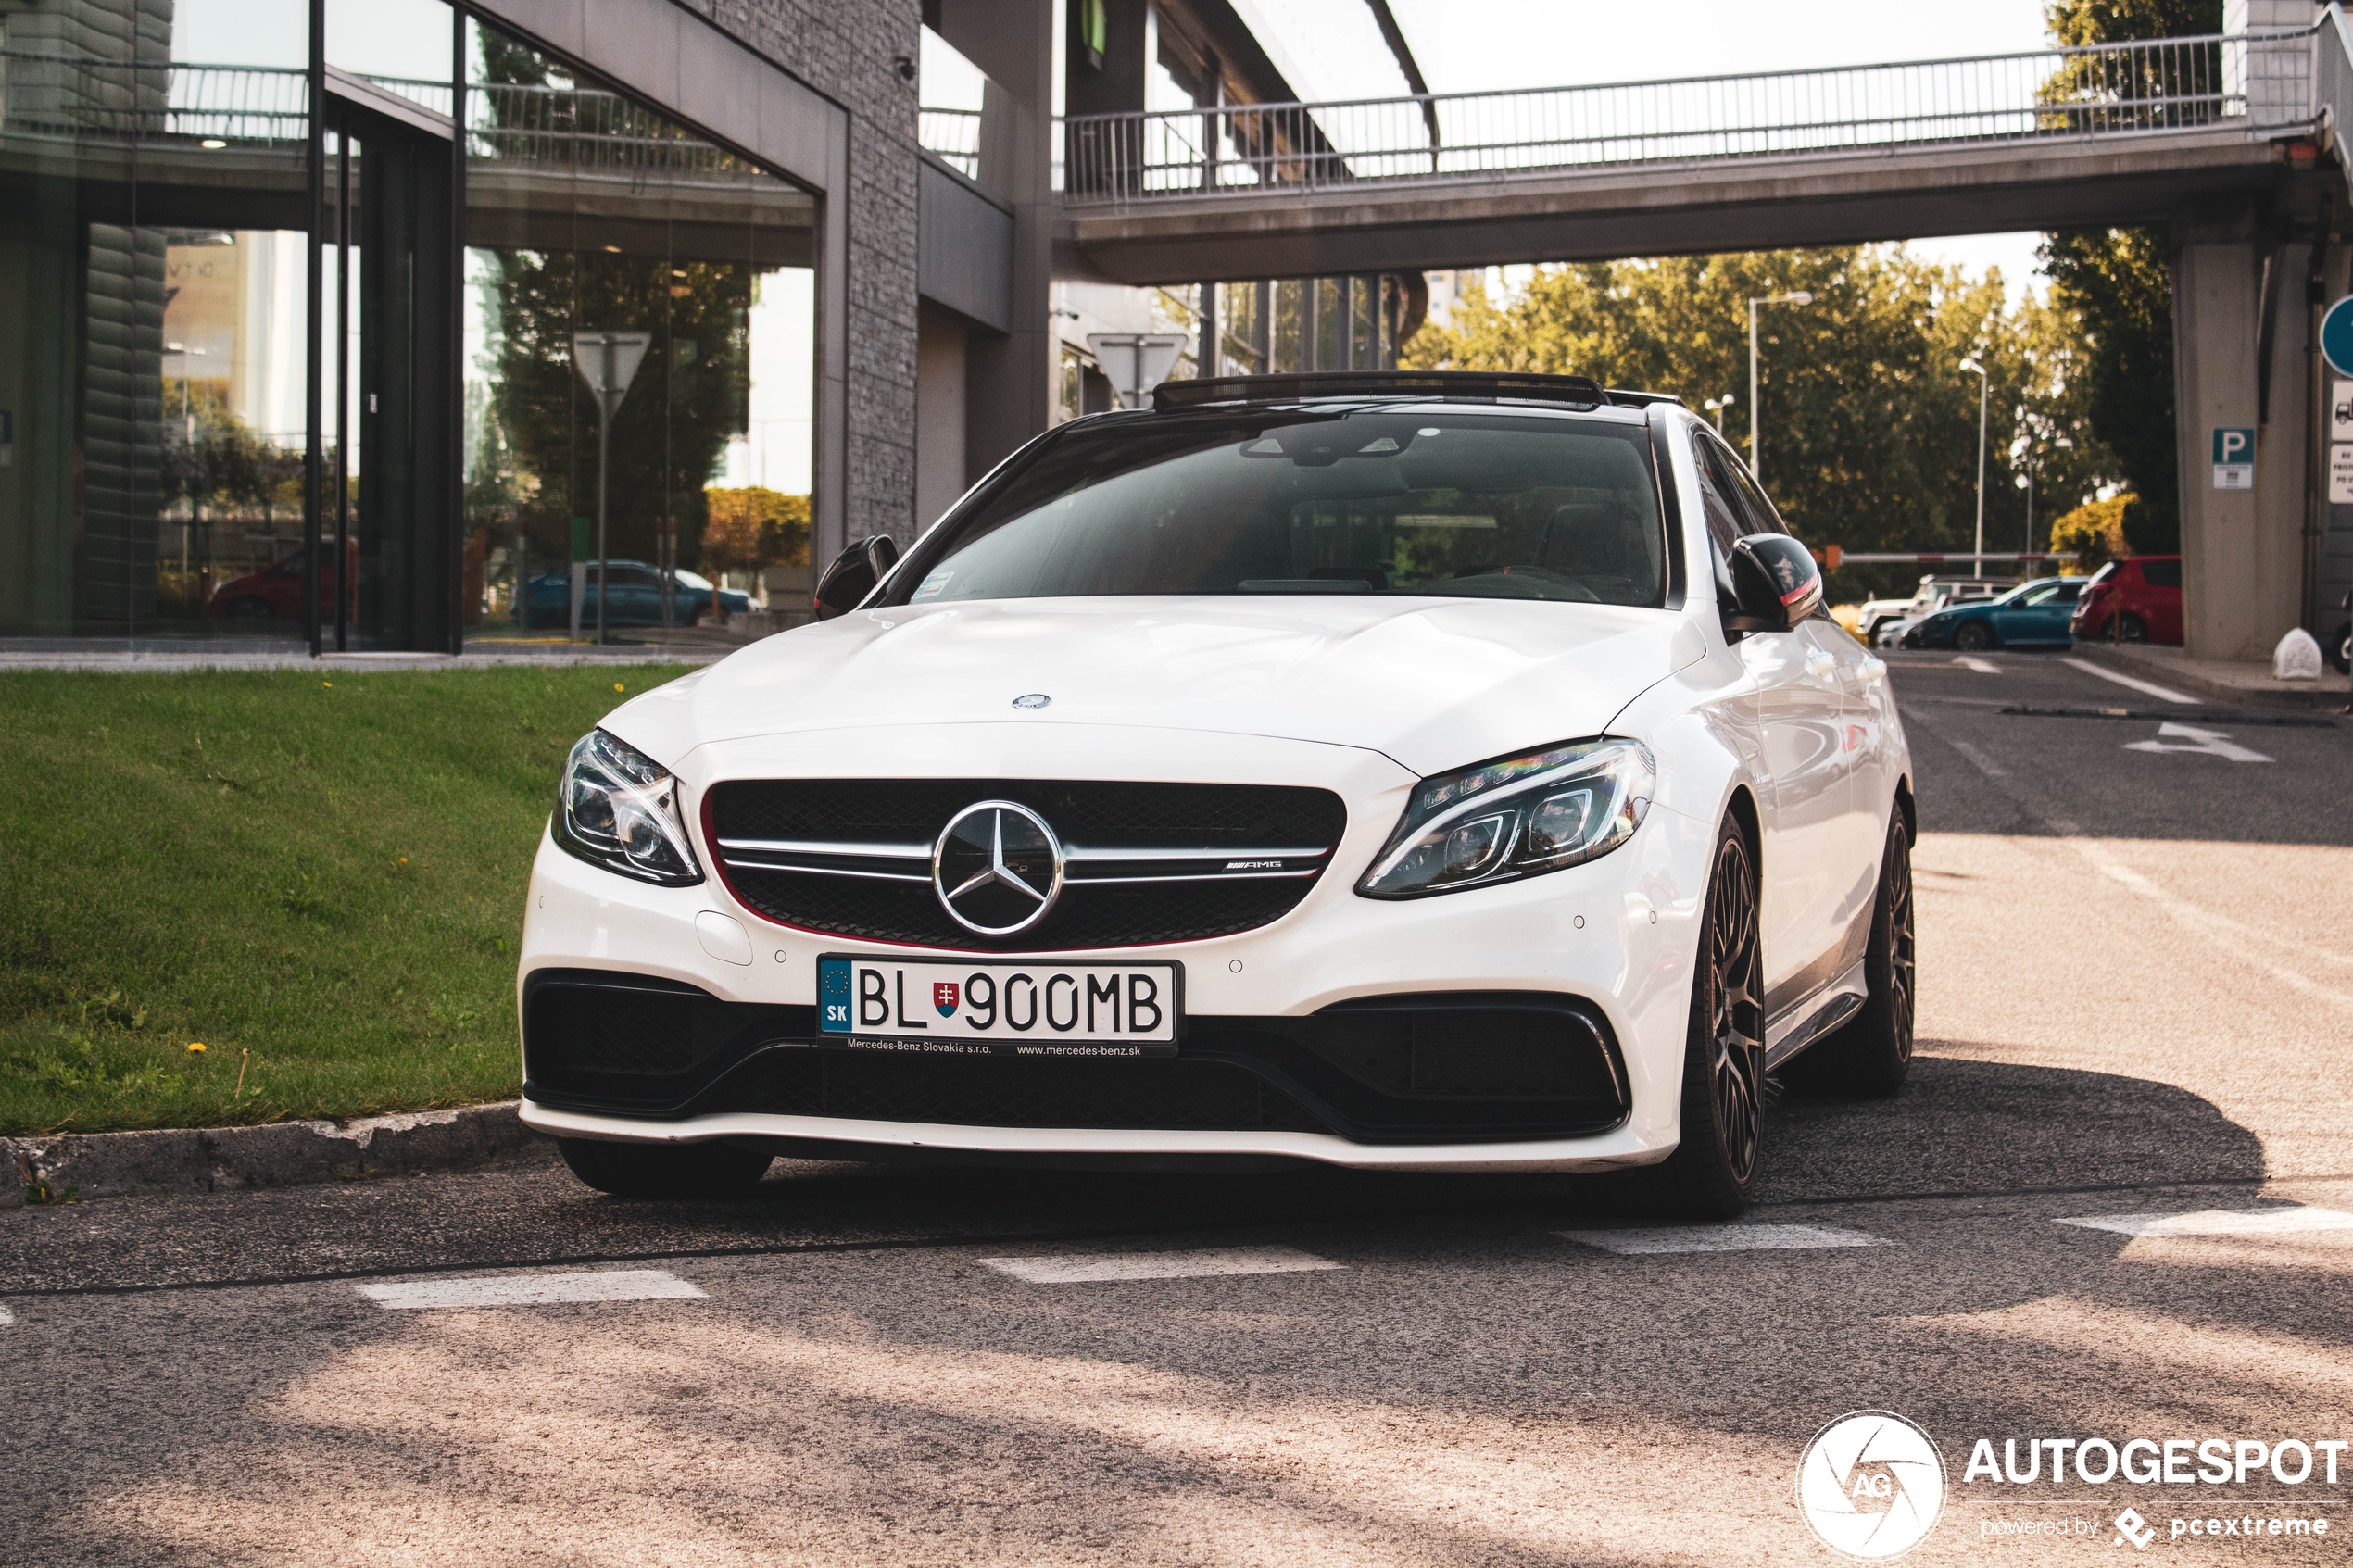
2324, 295, 2353, 376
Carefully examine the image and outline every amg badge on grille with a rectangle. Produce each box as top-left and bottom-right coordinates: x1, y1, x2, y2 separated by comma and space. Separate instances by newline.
933, 800, 1064, 935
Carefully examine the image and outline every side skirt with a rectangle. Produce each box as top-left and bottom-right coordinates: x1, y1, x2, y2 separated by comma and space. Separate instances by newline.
1761, 958, 1869, 1072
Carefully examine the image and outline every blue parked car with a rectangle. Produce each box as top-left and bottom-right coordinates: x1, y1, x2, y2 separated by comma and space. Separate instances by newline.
518, 561, 753, 630
1903, 576, 2086, 651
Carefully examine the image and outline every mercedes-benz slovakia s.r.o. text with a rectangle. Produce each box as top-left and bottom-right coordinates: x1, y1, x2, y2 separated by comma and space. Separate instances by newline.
520, 370, 1915, 1215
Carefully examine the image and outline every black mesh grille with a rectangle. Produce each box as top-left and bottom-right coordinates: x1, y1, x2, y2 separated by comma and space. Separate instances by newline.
710, 779, 1346, 950
712, 779, 1344, 850
1410, 1010, 1599, 1097
529, 980, 704, 1077
721, 1048, 1327, 1132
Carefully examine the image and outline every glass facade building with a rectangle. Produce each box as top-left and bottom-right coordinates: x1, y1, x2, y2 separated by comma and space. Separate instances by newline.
0, 0, 814, 648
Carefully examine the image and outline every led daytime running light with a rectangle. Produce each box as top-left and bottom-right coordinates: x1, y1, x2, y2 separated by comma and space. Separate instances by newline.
553, 729, 704, 885
1358, 738, 1654, 899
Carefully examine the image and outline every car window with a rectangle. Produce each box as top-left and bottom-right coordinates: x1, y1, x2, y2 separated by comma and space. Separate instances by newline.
1690, 437, 1751, 558
1718, 443, 1792, 536
890, 410, 1668, 608
2140, 558, 2182, 589
2053, 581, 2082, 602
2018, 583, 2062, 606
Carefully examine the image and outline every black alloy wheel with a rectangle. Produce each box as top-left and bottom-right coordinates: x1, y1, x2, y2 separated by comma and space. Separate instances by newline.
1782, 810, 1916, 1099
556, 1136, 773, 1198
2114, 612, 2148, 644
1953, 620, 1995, 652
1649, 820, 1766, 1217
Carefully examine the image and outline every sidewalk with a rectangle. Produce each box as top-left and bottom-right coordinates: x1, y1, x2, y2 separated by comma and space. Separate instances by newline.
0, 640, 735, 673
2070, 640, 2352, 710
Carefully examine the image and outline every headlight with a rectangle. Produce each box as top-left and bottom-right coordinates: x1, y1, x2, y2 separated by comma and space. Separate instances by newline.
552, 730, 704, 885
1357, 738, 1655, 899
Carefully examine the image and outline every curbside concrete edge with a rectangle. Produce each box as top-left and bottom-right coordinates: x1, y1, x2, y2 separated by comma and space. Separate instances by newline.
1, 1101, 541, 1206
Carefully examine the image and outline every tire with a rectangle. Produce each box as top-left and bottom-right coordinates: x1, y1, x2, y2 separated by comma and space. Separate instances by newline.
228, 595, 273, 620
556, 1137, 773, 1198
2331, 621, 2351, 676
1780, 811, 1916, 1100
1953, 621, 1994, 652
1645, 818, 1767, 1218
2114, 612, 2147, 644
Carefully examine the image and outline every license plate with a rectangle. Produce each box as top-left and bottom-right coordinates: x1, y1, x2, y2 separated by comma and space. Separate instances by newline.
815, 955, 1182, 1058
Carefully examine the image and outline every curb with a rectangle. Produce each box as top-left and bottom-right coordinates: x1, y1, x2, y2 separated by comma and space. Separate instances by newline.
0, 1101, 541, 1207
2070, 641, 2347, 710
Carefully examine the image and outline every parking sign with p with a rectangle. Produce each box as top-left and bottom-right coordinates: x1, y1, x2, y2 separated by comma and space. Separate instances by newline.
2212, 427, 2255, 491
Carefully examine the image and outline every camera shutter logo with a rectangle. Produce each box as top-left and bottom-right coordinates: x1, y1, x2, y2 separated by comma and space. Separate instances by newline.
1795, 1411, 1945, 1560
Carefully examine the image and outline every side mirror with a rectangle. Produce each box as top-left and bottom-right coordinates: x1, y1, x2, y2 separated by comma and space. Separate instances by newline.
812, 534, 901, 621
1722, 533, 1822, 634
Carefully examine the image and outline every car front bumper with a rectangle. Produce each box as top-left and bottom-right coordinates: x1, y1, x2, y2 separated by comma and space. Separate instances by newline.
516, 729, 1715, 1172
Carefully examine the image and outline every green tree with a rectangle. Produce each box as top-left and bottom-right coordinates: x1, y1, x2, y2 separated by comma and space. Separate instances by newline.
473, 33, 756, 574
2036, 0, 2218, 553
1403, 248, 2120, 597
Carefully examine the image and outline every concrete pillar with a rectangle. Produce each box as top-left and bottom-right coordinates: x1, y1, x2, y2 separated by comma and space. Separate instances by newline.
914, 300, 970, 528
2173, 202, 2304, 661
936, 0, 1056, 476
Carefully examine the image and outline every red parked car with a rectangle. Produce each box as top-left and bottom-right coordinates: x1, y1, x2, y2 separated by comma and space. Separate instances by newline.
2070, 555, 2182, 645
207, 544, 357, 622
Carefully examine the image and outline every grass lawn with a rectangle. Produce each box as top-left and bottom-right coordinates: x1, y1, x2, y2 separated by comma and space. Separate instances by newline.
0, 663, 698, 1135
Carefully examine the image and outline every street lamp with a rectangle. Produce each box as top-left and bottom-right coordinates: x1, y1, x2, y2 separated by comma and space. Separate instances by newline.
1958, 358, 1988, 572
1703, 394, 1735, 433
1747, 291, 1813, 485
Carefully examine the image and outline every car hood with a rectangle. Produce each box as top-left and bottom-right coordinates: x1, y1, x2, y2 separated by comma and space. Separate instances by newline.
610, 596, 1703, 778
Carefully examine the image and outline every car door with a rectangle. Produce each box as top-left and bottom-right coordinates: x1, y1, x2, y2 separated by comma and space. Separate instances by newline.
1989, 582, 2057, 644
1695, 435, 1852, 1013
2140, 558, 2183, 642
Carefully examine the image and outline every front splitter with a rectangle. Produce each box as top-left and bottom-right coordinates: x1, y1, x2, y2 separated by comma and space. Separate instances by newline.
522, 1099, 1675, 1174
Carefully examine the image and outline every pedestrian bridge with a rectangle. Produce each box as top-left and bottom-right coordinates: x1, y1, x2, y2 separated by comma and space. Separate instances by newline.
1057, 15, 2353, 283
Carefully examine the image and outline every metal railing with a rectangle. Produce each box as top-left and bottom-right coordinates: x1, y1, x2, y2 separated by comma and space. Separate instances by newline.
1061, 21, 2341, 206
0, 56, 774, 186
920, 106, 982, 181
0, 54, 308, 144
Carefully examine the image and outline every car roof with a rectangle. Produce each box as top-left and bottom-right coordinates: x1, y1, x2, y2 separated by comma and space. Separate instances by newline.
1148, 370, 1680, 417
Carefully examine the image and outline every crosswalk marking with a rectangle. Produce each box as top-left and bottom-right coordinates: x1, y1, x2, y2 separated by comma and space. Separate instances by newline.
1558, 1223, 1888, 1254
356, 1269, 706, 1310
978, 1245, 1343, 1284
2054, 1205, 2353, 1238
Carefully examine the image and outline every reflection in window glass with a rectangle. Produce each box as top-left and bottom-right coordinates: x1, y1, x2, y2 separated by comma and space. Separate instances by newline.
460, 20, 815, 641
896, 413, 1667, 608
0, 0, 312, 639
326, 0, 454, 109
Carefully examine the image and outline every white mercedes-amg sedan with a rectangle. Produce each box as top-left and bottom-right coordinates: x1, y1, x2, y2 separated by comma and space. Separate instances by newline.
518, 370, 1915, 1216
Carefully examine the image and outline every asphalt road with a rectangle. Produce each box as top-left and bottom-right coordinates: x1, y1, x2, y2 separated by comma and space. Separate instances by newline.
6, 650, 2353, 1566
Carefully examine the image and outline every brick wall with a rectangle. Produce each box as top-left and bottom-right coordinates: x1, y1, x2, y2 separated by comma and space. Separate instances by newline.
678, 0, 923, 545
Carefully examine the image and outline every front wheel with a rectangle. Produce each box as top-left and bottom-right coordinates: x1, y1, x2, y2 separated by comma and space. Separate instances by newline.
1953, 621, 1994, 652
1780, 810, 1916, 1099
1645, 818, 1766, 1218
556, 1137, 773, 1198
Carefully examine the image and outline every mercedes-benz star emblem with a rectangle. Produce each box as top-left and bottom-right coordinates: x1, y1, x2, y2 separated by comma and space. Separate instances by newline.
934, 800, 1063, 935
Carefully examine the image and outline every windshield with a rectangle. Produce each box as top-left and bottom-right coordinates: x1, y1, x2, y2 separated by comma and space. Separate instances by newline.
887, 409, 1667, 608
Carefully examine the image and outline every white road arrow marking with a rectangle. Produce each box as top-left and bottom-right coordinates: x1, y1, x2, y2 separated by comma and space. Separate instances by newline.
2124, 721, 2272, 762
